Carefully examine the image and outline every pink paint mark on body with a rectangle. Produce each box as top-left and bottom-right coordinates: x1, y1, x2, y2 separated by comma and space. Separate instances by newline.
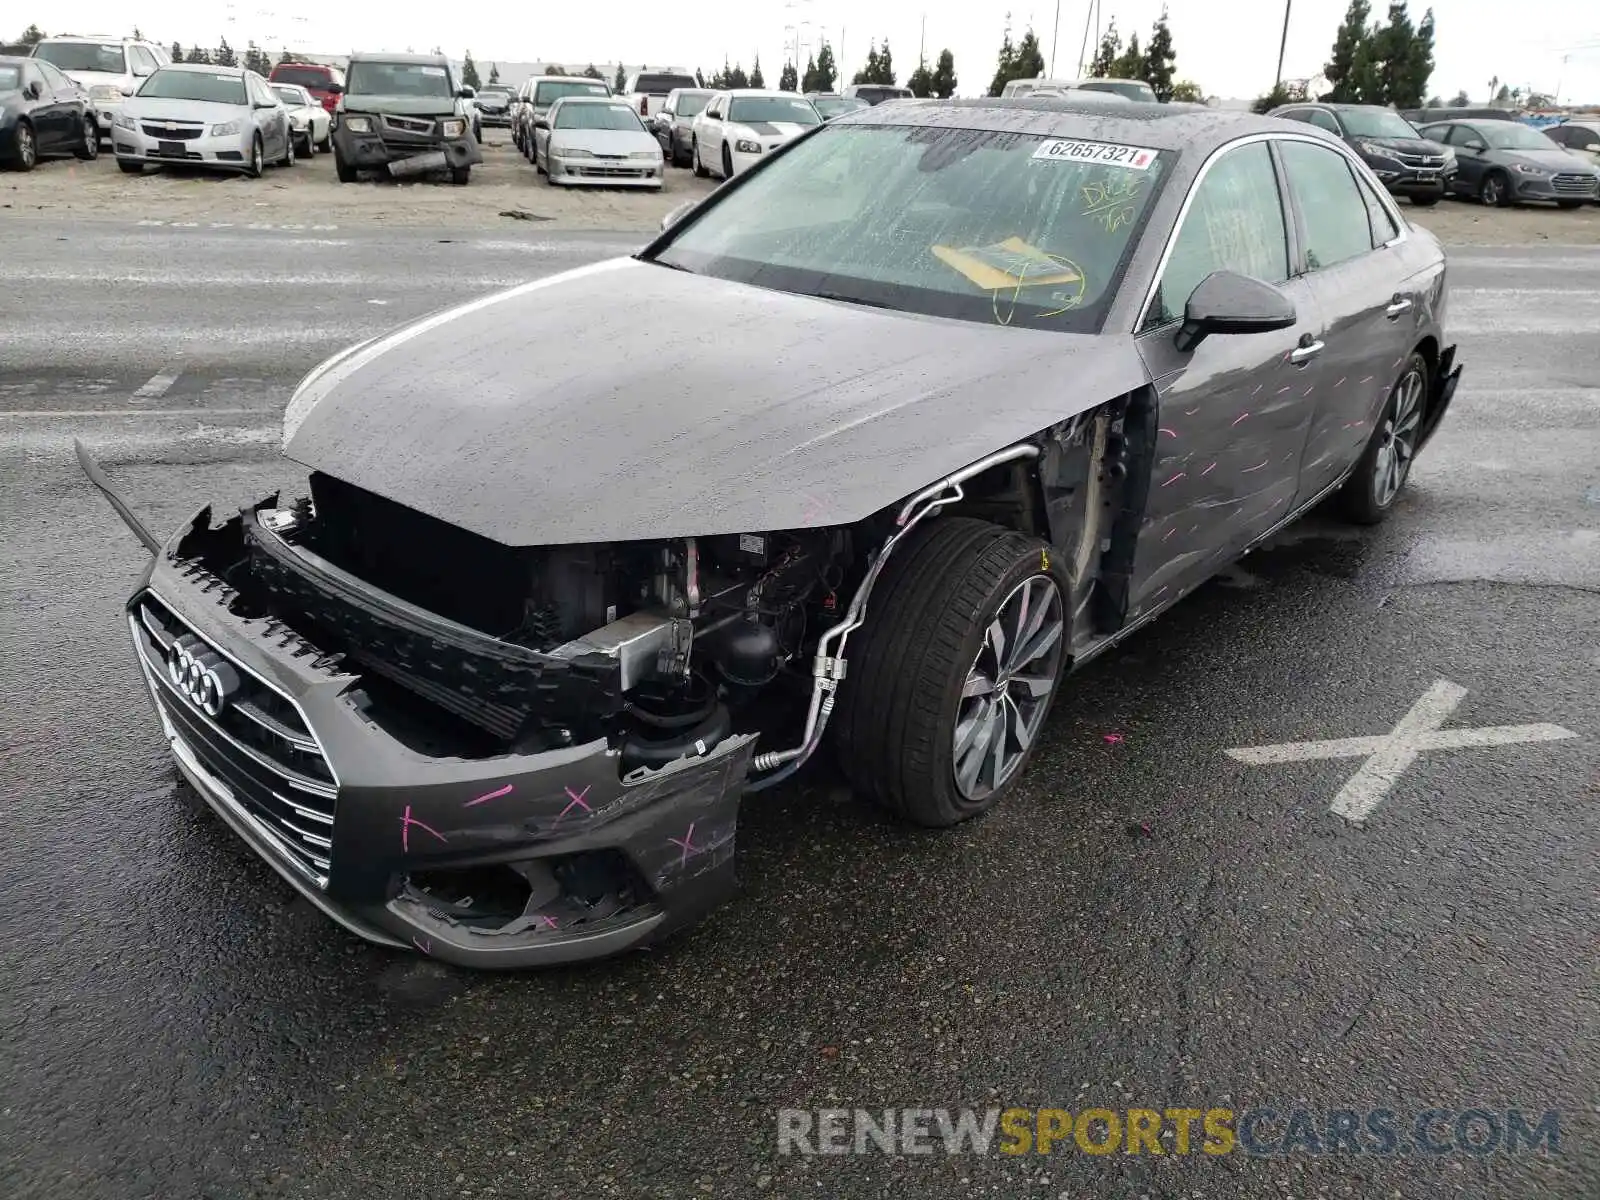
1103, 733, 1125, 744
464, 783, 513, 807
1240, 459, 1269, 473
1250, 384, 1263, 397
1334, 377, 1346, 388
1162, 528, 1176, 541
1303, 385, 1315, 396
1161, 472, 1186, 487
1360, 375, 1374, 384
1184, 406, 1200, 415
1158, 427, 1178, 438
1201, 462, 1217, 476
400, 805, 448, 854
668, 821, 701, 867
536, 914, 559, 930
412, 937, 432, 954
1276, 386, 1292, 395
553, 785, 592, 826
1232, 412, 1250, 426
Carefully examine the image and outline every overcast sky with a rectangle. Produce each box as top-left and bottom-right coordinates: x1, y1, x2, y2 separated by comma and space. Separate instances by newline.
31, 1, 1600, 103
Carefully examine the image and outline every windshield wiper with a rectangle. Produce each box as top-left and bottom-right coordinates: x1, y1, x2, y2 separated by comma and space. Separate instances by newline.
804, 290, 901, 311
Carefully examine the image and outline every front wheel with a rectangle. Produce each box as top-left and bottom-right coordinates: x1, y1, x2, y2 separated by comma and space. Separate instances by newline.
692, 137, 708, 178
334, 150, 357, 183
450, 165, 471, 186
721, 143, 733, 179
298, 131, 315, 158
281, 132, 296, 167
1479, 170, 1510, 207
74, 117, 99, 160
245, 134, 264, 178
10, 121, 36, 171
1336, 352, 1428, 525
1410, 195, 1439, 207
833, 517, 1069, 827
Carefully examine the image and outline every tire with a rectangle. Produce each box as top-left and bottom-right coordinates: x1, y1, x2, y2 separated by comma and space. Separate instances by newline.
1478, 170, 1509, 207
245, 134, 264, 178
833, 517, 1070, 828
281, 132, 296, 167
1410, 195, 1438, 207
721, 143, 733, 179
11, 121, 36, 171
117, 158, 143, 174
1557, 200, 1583, 210
450, 165, 471, 186
74, 116, 99, 160
692, 137, 708, 178
473, 120, 482, 144
318, 131, 332, 152
334, 150, 357, 183
299, 131, 314, 158
1335, 352, 1428, 525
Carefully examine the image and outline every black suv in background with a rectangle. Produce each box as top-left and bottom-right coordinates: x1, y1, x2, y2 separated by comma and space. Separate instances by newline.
1270, 102, 1454, 205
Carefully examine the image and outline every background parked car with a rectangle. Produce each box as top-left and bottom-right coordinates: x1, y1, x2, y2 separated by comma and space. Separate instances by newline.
841, 83, 915, 106
1417, 117, 1600, 208
114, 63, 294, 178
1271, 102, 1454, 206
691, 89, 821, 179
514, 75, 612, 161
329, 52, 481, 184
1000, 76, 1156, 102
806, 93, 869, 120
267, 61, 345, 116
533, 94, 662, 188
474, 82, 514, 128
651, 86, 711, 166
622, 69, 699, 120
29, 35, 170, 144
1, 55, 99, 169
1401, 105, 1518, 125
271, 82, 332, 155
1543, 120, 1600, 173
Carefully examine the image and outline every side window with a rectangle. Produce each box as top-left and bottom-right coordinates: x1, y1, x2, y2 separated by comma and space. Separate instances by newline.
1419, 124, 1451, 143
37, 61, 69, 90
1146, 141, 1290, 329
130, 46, 157, 75
22, 63, 44, 92
1354, 173, 1400, 247
1306, 109, 1342, 134
1279, 140, 1376, 272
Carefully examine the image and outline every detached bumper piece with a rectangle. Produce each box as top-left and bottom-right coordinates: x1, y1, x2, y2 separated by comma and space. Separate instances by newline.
1419, 343, 1462, 451
126, 509, 757, 969
334, 120, 482, 174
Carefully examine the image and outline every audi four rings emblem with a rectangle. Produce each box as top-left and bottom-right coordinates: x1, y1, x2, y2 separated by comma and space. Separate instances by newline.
167, 634, 240, 717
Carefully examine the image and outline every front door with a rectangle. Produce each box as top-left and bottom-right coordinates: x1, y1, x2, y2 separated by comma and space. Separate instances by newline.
1275, 138, 1420, 499
1131, 138, 1326, 615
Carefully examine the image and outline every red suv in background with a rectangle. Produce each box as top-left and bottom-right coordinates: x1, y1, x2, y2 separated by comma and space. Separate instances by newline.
268, 62, 346, 114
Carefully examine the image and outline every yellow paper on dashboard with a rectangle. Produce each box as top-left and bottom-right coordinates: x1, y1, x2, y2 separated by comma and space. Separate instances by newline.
931, 236, 1083, 292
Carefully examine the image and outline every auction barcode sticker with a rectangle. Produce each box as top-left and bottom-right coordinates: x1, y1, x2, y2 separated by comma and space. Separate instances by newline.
1031, 139, 1159, 169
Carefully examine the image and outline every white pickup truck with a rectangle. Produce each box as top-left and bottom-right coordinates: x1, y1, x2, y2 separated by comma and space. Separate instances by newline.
622, 70, 700, 120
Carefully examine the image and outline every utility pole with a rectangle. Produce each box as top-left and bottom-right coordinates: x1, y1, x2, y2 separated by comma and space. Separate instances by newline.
1274, 0, 1292, 89
1050, 0, 1061, 76
920, 15, 926, 67
1077, 0, 1094, 76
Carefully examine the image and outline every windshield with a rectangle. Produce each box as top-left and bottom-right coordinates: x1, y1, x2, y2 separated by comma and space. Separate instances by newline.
813, 97, 867, 118
1075, 79, 1156, 102
272, 66, 332, 90
1482, 122, 1569, 150
673, 91, 711, 115
479, 85, 511, 97
729, 96, 820, 125
272, 85, 309, 106
0, 65, 20, 92
137, 69, 246, 104
347, 61, 452, 97
1339, 108, 1421, 138
555, 102, 644, 131
652, 124, 1170, 334
635, 73, 696, 94
535, 79, 609, 106
34, 41, 126, 74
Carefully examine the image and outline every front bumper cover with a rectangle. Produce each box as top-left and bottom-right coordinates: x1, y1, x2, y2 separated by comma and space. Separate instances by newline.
332, 119, 482, 172
127, 507, 756, 969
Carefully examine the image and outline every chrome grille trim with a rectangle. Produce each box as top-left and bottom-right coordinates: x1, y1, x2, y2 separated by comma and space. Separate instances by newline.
233, 698, 318, 751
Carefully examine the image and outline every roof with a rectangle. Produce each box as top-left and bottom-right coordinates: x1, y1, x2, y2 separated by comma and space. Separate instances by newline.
550, 94, 627, 104
845, 96, 1289, 155
719, 88, 807, 98
348, 51, 449, 66
161, 62, 248, 76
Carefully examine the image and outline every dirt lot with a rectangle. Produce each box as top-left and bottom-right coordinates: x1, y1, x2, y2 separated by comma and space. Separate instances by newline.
4, 136, 1599, 241
1, 138, 719, 232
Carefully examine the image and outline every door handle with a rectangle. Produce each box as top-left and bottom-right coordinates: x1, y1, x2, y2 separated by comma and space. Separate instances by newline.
1289, 339, 1325, 364
1385, 297, 1413, 319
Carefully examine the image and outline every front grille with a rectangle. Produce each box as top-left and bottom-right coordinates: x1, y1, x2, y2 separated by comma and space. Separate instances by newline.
382, 113, 436, 134
1552, 172, 1598, 195
574, 165, 652, 179
133, 592, 338, 885
142, 124, 203, 140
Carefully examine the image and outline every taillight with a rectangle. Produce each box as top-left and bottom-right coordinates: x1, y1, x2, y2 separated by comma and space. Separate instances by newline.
640, 96, 648, 115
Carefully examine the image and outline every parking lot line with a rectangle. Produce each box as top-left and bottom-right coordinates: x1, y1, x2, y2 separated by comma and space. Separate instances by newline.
1226, 679, 1580, 822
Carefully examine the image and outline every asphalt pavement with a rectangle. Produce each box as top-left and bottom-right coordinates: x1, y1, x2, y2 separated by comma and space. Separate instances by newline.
1, 217, 1596, 1200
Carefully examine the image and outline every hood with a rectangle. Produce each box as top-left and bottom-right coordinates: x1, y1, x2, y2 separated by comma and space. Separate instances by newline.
1353, 135, 1444, 155
732, 120, 811, 141
124, 95, 249, 123
550, 128, 655, 155
283, 260, 1151, 547
61, 69, 132, 88
1500, 147, 1593, 170
344, 93, 457, 117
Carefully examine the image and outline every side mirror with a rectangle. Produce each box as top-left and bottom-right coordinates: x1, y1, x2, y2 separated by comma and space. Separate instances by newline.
660, 199, 694, 231
120, 82, 136, 96
459, 86, 475, 98
1586, 143, 1600, 153
327, 82, 343, 95
1174, 270, 1297, 352
533, 117, 549, 130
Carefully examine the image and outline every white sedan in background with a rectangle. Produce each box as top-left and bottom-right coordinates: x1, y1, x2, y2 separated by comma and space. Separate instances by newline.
113, 63, 294, 177
690, 89, 821, 179
270, 82, 332, 155
533, 95, 663, 188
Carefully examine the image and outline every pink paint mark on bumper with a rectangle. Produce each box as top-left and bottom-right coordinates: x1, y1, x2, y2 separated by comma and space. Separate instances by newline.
668, 821, 701, 867
553, 785, 592, 826
1240, 459, 1269, 473
1232, 412, 1250, 426
1201, 461, 1217, 476
400, 805, 448, 854
1161, 472, 1186, 487
1159, 427, 1178, 438
464, 783, 513, 808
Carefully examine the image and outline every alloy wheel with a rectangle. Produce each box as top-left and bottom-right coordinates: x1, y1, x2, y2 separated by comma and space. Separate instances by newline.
1373, 368, 1424, 508
84, 121, 98, 157
1481, 174, 1503, 206
952, 574, 1066, 802
18, 124, 35, 169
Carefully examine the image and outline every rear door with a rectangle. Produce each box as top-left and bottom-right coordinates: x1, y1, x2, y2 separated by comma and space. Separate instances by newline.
32, 61, 76, 149
1132, 137, 1326, 612
1276, 137, 1419, 500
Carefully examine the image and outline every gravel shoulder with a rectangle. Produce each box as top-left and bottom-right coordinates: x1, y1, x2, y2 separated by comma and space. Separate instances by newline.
5, 138, 1599, 242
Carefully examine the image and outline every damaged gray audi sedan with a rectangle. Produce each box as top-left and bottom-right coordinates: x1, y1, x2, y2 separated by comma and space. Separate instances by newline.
85, 98, 1460, 968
